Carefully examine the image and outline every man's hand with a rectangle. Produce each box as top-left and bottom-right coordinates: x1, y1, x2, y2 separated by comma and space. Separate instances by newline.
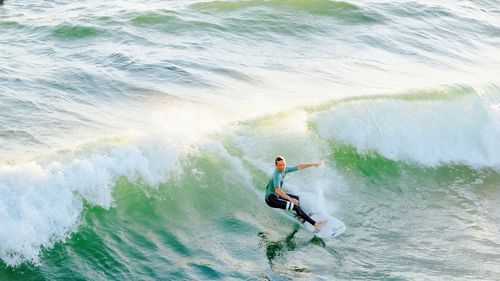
314, 160, 325, 167
290, 198, 300, 205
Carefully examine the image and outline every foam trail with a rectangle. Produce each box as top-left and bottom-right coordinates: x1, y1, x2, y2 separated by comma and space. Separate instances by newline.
314, 86, 500, 169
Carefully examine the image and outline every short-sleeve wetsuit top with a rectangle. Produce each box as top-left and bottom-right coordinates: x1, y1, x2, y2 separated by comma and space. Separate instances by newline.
265, 166, 299, 200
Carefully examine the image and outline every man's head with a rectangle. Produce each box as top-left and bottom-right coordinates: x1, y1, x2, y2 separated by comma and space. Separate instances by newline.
275, 156, 286, 172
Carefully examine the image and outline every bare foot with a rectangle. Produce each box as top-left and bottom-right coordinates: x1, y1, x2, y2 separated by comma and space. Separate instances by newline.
314, 220, 327, 230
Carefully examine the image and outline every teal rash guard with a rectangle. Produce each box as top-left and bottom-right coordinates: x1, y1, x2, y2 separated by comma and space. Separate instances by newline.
265, 166, 299, 200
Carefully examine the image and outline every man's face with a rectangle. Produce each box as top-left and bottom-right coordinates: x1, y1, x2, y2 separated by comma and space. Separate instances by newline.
276, 160, 286, 172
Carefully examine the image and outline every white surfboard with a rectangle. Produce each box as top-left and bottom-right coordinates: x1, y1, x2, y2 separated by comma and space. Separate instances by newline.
296, 212, 346, 238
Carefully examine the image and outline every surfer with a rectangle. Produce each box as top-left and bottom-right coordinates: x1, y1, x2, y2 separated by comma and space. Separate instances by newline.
265, 156, 327, 230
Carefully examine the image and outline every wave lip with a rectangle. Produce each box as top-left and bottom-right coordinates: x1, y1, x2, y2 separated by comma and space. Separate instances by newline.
314, 86, 500, 169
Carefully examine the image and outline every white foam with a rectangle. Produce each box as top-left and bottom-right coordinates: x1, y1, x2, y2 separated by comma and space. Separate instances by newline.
0, 102, 228, 266
315, 87, 500, 168
0, 162, 82, 266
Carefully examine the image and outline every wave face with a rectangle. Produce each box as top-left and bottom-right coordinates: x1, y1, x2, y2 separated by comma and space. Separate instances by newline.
1, 0, 500, 280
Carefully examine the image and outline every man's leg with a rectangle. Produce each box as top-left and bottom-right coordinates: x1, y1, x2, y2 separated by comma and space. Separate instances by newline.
286, 193, 307, 222
266, 194, 293, 210
266, 194, 316, 226
292, 205, 316, 226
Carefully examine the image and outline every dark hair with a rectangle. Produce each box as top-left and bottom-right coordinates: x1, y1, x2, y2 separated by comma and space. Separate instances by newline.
275, 156, 285, 165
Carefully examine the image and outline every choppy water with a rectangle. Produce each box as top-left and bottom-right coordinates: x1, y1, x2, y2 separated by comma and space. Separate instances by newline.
1, 0, 500, 280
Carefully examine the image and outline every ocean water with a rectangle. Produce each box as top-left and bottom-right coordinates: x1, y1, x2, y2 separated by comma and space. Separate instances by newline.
1, 0, 499, 280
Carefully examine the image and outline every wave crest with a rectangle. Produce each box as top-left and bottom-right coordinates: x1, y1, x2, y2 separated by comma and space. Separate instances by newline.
314, 86, 500, 169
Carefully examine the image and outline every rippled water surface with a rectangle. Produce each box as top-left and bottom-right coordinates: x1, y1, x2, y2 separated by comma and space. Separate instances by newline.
1, 0, 499, 280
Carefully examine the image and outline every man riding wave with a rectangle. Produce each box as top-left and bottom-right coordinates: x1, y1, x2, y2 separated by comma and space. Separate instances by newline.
265, 156, 327, 230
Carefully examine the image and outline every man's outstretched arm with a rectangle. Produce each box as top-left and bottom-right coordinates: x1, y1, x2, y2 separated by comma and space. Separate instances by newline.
297, 160, 324, 170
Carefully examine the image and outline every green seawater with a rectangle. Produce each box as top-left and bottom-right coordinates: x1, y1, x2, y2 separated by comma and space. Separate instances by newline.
1, 0, 500, 280
1, 133, 499, 280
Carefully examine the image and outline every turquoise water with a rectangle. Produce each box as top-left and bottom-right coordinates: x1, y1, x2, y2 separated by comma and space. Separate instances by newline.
1, 0, 500, 280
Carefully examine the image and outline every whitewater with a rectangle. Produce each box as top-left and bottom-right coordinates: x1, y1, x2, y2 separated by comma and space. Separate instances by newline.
1, 0, 499, 280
